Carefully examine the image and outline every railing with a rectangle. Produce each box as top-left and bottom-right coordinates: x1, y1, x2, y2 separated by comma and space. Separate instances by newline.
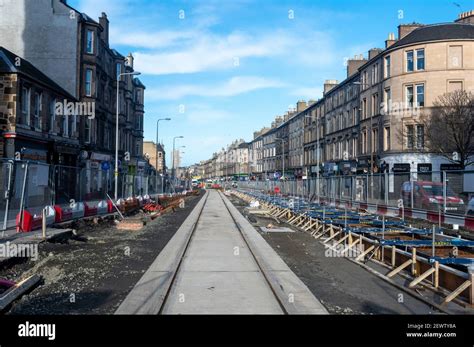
239, 170, 474, 220
0, 159, 169, 231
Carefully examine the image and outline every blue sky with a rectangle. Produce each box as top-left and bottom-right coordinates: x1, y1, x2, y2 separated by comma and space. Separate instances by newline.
69, 0, 470, 166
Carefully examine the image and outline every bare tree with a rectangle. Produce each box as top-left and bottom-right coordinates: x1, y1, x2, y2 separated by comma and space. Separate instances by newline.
421, 90, 474, 169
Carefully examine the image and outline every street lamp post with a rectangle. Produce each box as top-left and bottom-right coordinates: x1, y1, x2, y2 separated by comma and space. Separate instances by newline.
275, 138, 287, 180
353, 81, 375, 203
115, 70, 141, 201
352, 81, 374, 173
156, 118, 171, 194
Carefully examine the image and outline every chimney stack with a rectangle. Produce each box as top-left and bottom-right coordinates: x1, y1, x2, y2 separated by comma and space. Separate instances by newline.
368, 48, 383, 60
398, 23, 424, 40
296, 100, 308, 113
455, 10, 474, 24
346, 55, 367, 78
99, 12, 109, 46
385, 33, 397, 48
323, 80, 338, 95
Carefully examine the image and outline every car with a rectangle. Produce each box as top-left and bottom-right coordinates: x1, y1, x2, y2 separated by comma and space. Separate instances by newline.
191, 179, 199, 188
400, 181, 465, 212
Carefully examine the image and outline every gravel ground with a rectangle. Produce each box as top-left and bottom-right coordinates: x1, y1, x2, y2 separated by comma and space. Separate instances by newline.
228, 194, 442, 315
0, 192, 203, 315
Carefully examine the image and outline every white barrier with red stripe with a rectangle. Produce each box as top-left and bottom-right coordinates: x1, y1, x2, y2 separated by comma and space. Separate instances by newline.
15, 193, 184, 233
54, 202, 85, 223
16, 206, 56, 232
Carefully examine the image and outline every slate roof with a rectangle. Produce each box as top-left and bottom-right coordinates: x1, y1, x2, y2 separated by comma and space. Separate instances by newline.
390, 23, 474, 50
0, 46, 76, 100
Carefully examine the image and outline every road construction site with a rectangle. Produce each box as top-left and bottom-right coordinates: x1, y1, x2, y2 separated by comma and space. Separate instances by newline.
0, 192, 203, 314
231, 188, 474, 313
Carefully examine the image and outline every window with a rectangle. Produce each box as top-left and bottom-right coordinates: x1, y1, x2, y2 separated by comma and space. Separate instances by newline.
85, 69, 93, 97
384, 88, 391, 113
416, 125, 424, 149
384, 56, 391, 78
372, 128, 378, 153
49, 98, 56, 133
21, 87, 30, 125
85, 119, 91, 143
371, 93, 378, 116
116, 63, 122, 79
71, 114, 77, 137
416, 49, 425, 70
416, 84, 425, 107
384, 126, 391, 151
406, 50, 414, 72
372, 63, 379, 84
406, 85, 414, 107
362, 130, 368, 154
362, 98, 367, 119
62, 114, 68, 137
33, 92, 42, 129
406, 125, 414, 149
86, 30, 94, 54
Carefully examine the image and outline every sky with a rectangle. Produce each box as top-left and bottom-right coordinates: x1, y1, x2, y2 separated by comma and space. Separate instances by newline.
69, 0, 471, 166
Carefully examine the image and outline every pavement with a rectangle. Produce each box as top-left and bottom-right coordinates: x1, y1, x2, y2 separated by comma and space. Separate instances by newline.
117, 189, 327, 315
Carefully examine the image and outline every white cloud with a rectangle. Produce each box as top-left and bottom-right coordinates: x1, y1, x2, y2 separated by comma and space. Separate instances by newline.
109, 28, 198, 49
147, 76, 285, 100
133, 31, 296, 75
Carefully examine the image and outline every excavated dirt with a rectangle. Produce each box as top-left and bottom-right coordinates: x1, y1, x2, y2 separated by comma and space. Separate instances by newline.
0, 192, 203, 315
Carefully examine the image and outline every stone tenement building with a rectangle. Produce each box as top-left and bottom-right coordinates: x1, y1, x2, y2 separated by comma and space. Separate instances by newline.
233, 11, 474, 180
0, 46, 79, 164
0, 0, 146, 181
143, 141, 166, 174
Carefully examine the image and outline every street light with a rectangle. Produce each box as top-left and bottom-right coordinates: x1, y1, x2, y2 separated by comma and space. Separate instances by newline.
115, 70, 141, 200
352, 81, 374, 174
275, 138, 287, 180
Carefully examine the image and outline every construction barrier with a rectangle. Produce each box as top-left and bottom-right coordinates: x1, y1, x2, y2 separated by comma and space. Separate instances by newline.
16, 206, 55, 232
233, 190, 474, 307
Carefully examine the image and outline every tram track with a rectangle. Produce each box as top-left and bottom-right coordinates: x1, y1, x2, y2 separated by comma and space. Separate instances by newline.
158, 189, 290, 314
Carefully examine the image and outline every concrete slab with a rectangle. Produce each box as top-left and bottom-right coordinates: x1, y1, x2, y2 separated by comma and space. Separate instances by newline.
162, 271, 283, 314
162, 190, 282, 314
221, 192, 328, 314
260, 227, 294, 233
115, 191, 209, 314
117, 189, 327, 315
